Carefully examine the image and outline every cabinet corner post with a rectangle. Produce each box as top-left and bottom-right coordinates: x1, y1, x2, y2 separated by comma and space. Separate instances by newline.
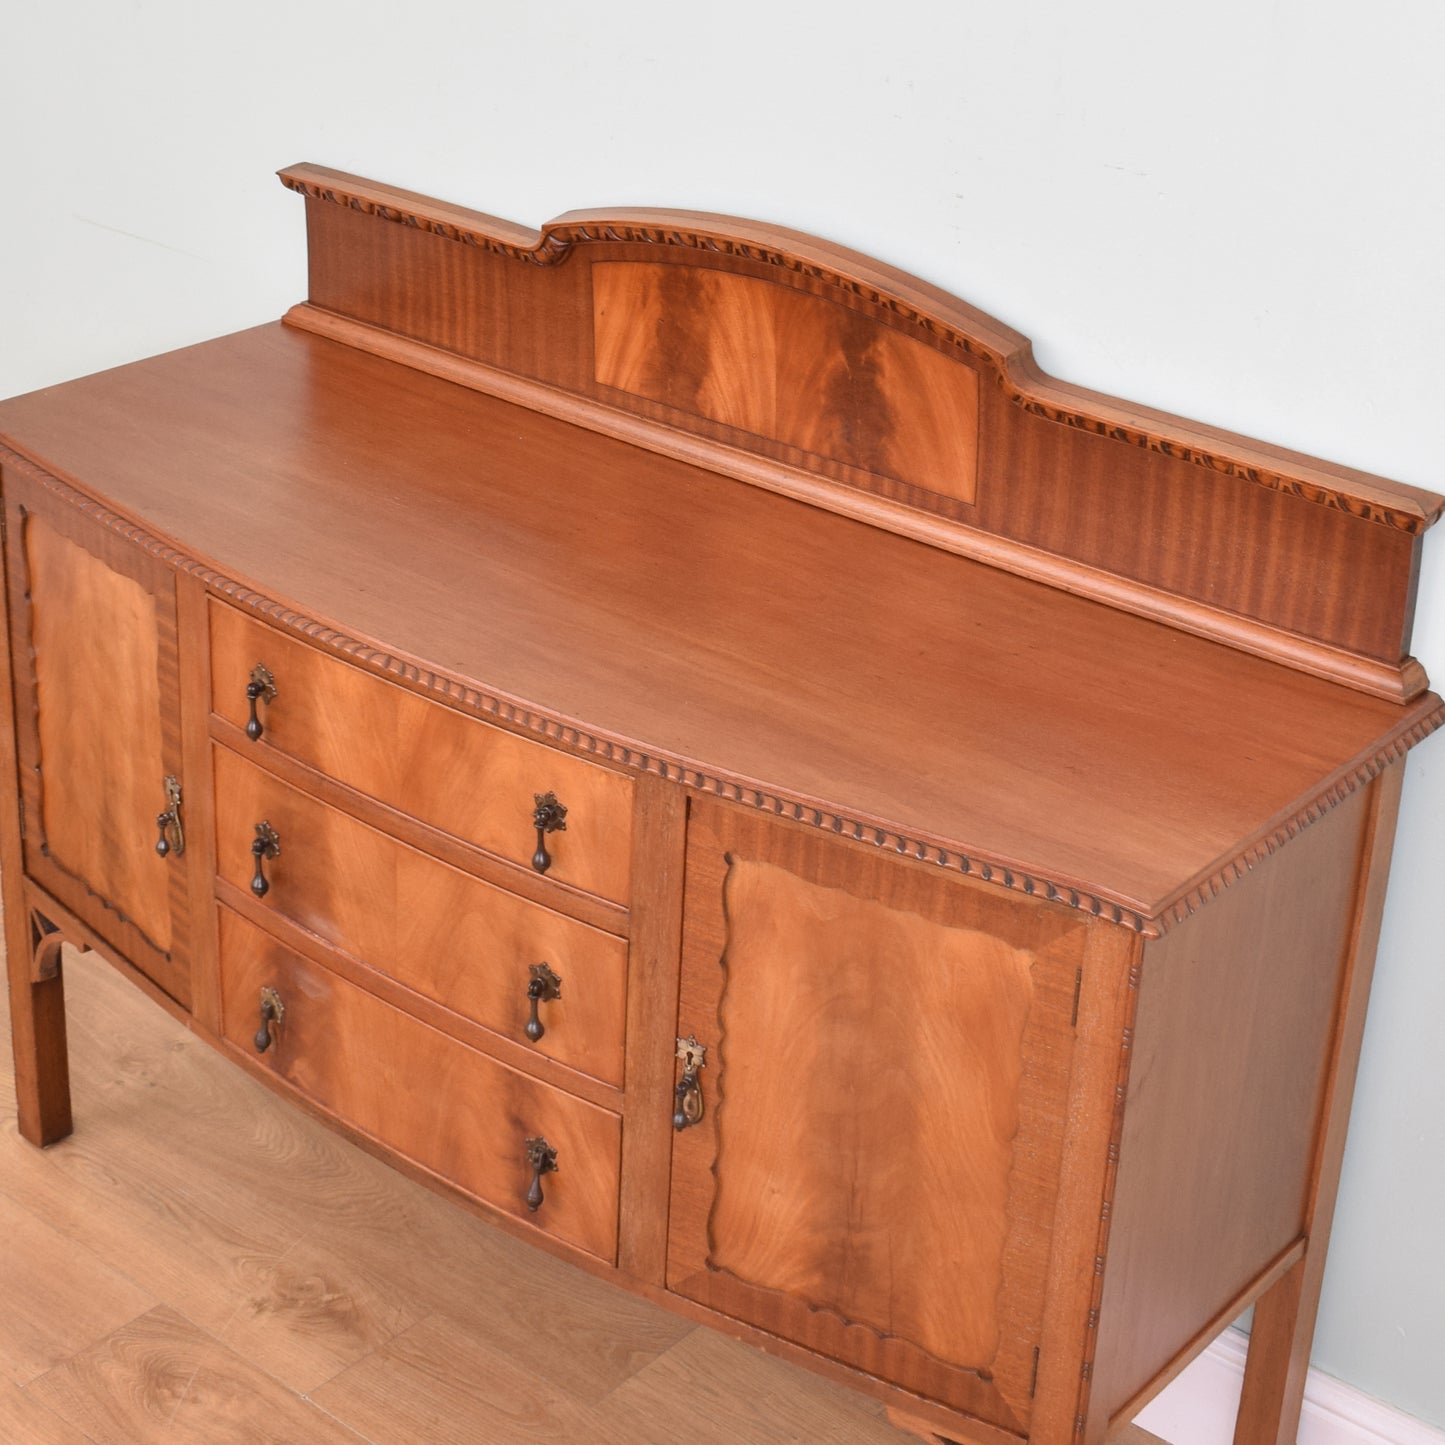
1233, 764, 1406, 1445
0, 484, 73, 1145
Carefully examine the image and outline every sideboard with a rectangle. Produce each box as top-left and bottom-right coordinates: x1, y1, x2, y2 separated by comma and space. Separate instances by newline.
2, 165, 1440, 1445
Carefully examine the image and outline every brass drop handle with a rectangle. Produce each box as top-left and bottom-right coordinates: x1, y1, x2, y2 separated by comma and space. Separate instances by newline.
525, 963, 562, 1042
254, 985, 284, 1053
524, 1136, 558, 1212
155, 775, 185, 858
251, 821, 281, 897
673, 1035, 707, 1131
245, 664, 277, 742
531, 791, 567, 874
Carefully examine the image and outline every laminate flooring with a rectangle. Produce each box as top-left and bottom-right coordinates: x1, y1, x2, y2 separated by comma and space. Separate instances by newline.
1, 943, 1166, 1445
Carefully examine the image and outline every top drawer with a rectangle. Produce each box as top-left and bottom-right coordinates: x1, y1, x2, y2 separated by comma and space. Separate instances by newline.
209, 600, 634, 904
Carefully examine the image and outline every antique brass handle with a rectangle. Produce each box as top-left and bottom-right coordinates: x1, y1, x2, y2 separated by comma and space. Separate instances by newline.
672, 1035, 707, 1131
251, 821, 281, 897
524, 1136, 558, 1212
525, 963, 562, 1042
154, 775, 184, 858
245, 664, 277, 741
531, 791, 567, 874
254, 985, 284, 1053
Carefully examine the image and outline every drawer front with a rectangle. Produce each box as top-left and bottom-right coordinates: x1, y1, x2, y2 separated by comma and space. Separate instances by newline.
219, 906, 620, 1261
209, 599, 634, 903
214, 745, 627, 1087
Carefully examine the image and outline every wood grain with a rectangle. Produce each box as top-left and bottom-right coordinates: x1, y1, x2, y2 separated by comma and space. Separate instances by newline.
176, 572, 223, 1035
594, 262, 980, 510
209, 595, 635, 904
22, 510, 172, 952
209, 709, 626, 935
4, 473, 191, 1006
312, 1258, 697, 1440
0, 337, 1437, 933
212, 744, 628, 1086
707, 856, 1031, 1367
26, 1305, 369, 1445
1029, 923, 1144, 1444
281, 163, 1439, 671
0, 460, 73, 1146
1234, 766, 1406, 1445
1088, 783, 1372, 1430
595, 1329, 916, 1445
616, 772, 688, 1283
285, 301, 1428, 706
669, 798, 1096, 1429
1, 166, 1436, 1445
36, 930, 590, 1397
0, 1383, 94, 1445
0, 1189, 154, 1386
310, 1313, 605, 1443
1, 941, 939, 1444
217, 906, 622, 1262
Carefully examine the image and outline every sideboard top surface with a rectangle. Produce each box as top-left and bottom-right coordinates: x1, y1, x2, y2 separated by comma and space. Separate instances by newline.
0, 322, 1436, 932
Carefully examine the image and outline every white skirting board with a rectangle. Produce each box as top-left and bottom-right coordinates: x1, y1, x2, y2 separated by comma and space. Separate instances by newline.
1131, 1329, 1445, 1445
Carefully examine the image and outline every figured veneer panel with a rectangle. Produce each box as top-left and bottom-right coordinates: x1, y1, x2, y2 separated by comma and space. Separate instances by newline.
217, 906, 621, 1261
4, 481, 191, 1008
212, 745, 627, 1087
669, 799, 1093, 1428
281, 166, 1439, 671
593, 263, 980, 511
23, 515, 171, 952
709, 858, 1031, 1368
209, 599, 633, 905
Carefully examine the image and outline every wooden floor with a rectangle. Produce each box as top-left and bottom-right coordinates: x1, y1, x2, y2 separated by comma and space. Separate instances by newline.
1, 942, 1166, 1445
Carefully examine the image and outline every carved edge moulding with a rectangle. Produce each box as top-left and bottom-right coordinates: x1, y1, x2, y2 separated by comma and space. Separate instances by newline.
272, 165, 1437, 531
5, 441, 1440, 940
279, 163, 1438, 707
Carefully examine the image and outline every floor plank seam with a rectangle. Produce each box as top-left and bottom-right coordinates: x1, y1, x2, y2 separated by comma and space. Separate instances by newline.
3, 944, 931, 1443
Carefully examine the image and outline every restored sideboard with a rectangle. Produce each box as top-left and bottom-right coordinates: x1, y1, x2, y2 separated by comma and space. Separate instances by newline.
2, 165, 1440, 1445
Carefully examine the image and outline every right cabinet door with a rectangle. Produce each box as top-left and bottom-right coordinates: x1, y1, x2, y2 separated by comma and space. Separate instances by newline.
668, 798, 1091, 1431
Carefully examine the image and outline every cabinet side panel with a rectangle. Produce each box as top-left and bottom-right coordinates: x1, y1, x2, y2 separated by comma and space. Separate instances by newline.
1090, 785, 1371, 1420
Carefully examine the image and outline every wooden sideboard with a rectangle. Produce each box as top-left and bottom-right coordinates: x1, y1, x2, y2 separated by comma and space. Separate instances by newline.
2, 165, 1440, 1445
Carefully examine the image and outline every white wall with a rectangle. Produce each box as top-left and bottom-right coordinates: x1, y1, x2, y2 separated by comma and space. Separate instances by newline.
5, 0, 1442, 1428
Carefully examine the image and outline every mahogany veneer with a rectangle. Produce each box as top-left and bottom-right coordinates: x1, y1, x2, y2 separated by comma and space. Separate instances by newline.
2, 165, 1440, 1445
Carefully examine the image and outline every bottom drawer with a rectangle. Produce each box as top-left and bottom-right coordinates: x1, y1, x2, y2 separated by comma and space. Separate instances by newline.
217, 906, 621, 1262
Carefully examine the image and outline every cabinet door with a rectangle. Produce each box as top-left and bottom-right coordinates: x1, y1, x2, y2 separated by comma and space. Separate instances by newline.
4, 477, 190, 1005
668, 799, 1091, 1431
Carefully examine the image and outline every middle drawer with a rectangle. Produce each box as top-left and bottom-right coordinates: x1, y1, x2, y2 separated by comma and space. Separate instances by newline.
213, 744, 627, 1088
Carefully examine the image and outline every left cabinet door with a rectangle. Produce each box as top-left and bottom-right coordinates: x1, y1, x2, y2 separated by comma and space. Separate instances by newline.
5, 475, 191, 1006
